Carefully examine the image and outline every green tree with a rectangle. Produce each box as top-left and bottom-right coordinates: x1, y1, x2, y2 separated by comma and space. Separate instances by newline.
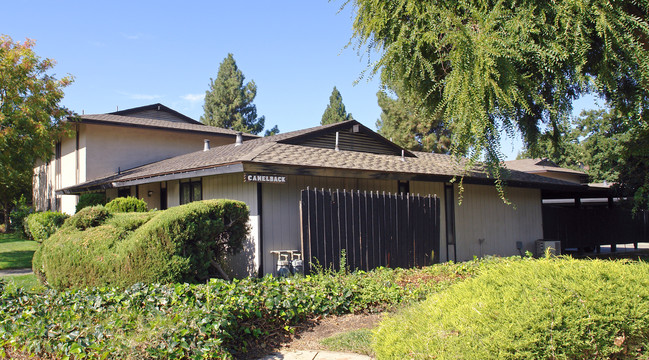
521, 107, 629, 183
263, 125, 280, 137
376, 90, 451, 153
0, 35, 73, 229
201, 54, 265, 135
347, 0, 649, 203
321, 87, 353, 125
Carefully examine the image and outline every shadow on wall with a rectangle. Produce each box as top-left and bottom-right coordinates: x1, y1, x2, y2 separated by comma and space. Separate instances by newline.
224, 234, 257, 278
33, 166, 54, 212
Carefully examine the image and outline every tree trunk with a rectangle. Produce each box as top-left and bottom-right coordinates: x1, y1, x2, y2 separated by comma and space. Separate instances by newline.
210, 258, 230, 281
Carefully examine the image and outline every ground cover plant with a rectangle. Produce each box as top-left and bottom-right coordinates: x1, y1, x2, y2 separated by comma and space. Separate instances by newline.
0, 233, 37, 270
373, 257, 649, 359
0, 257, 485, 359
33, 200, 250, 289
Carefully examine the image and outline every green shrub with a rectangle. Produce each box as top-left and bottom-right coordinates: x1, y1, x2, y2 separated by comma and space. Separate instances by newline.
23, 211, 69, 242
1, 259, 489, 360
75, 193, 105, 213
373, 257, 649, 360
36, 200, 249, 289
105, 196, 148, 212
9, 195, 32, 235
65, 205, 111, 230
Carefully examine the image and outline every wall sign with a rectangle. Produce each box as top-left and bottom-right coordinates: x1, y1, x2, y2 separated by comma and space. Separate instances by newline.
244, 173, 287, 184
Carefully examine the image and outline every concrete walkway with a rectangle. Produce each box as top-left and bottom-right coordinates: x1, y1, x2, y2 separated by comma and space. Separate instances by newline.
0, 268, 33, 276
258, 350, 372, 360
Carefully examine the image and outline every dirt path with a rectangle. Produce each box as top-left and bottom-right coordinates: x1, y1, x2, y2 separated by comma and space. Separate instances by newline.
279, 313, 384, 351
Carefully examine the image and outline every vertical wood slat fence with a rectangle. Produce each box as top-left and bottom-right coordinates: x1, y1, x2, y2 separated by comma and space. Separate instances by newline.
299, 188, 440, 274
543, 205, 649, 250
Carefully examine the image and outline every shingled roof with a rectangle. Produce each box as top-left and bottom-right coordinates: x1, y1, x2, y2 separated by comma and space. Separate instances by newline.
59, 120, 588, 194
68, 103, 259, 138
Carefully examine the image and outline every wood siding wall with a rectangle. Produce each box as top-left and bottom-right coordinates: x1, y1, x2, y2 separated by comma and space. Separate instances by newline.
454, 184, 543, 260
293, 132, 401, 156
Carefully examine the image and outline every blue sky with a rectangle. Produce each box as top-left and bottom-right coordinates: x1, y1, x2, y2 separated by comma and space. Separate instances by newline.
4, 1, 600, 159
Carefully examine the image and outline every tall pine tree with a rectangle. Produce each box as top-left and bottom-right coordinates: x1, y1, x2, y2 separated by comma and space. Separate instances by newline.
201, 54, 265, 135
321, 87, 353, 125
376, 90, 451, 153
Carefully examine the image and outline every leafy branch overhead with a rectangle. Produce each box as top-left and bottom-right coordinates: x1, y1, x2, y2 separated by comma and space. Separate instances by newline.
347, 0, 649, 165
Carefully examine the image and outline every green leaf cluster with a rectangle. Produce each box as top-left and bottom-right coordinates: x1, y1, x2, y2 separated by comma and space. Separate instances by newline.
374, 257, 649, 359
321, 87, 354, 125
376, 90, 451, 153
0, 35, 73, 229
347, 0, 649, 181
105, 196, 148, 213
75, 193, 106, 213
23, 211, 68, 243
200, 54, 265, 135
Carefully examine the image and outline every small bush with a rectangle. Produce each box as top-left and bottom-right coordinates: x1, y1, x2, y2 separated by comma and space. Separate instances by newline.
65, 205, 111, 230
373, 257, 649, 359
105, 196, 148, 213
9, 195, 32, 235
23, 211, 69, 242
75, 193, 105, 213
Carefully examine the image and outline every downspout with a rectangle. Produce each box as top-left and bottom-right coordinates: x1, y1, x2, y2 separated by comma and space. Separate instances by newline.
257, 182, 264, 278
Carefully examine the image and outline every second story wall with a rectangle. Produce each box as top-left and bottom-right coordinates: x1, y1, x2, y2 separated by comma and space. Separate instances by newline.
84, 124, 237, 181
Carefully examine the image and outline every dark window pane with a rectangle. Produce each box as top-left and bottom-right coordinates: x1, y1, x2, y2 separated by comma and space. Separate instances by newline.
192, 182, 202, 202
180, 183, 191, 205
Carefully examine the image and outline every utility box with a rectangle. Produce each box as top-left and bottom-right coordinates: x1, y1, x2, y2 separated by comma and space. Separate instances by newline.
535, 240, 561, 257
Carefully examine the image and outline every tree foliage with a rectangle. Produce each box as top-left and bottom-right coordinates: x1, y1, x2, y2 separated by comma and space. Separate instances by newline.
264, 124, 280, 137
347, 0, 649, 204
521, 107, 631, 182
200, 54, 265, 135
321, 86, 354, 125
376, 89, 451, 153
0, 36, 73, 229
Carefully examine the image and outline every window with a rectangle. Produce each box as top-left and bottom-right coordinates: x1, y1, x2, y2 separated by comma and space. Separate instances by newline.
398, 180, 410, 195
117, 188, 131, 198
180, 180, 202, 205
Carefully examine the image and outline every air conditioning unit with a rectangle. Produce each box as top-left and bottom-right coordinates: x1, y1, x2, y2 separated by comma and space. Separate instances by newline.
535, 240, 561, 257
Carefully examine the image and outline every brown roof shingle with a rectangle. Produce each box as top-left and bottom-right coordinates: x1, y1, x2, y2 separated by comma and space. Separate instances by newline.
60, 120, 587, 193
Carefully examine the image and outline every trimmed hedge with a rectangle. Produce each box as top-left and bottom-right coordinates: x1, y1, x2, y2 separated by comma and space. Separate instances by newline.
75, 193, 106, 213
65, 205, 111, 230
33, 200, 249, 289
373, 257, 649, 359
23, 211, 69, 243
105, 196, 148, 212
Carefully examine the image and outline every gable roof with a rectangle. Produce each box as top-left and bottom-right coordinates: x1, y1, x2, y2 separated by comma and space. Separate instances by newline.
110, 103, 201, 124
60, 120, 594, 195
69, 104, 259, 138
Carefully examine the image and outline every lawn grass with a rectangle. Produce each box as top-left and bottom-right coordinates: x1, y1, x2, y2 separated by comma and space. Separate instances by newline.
0, 232, 38, 270
0, 274, 45, 293
320, 329, 375, 356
